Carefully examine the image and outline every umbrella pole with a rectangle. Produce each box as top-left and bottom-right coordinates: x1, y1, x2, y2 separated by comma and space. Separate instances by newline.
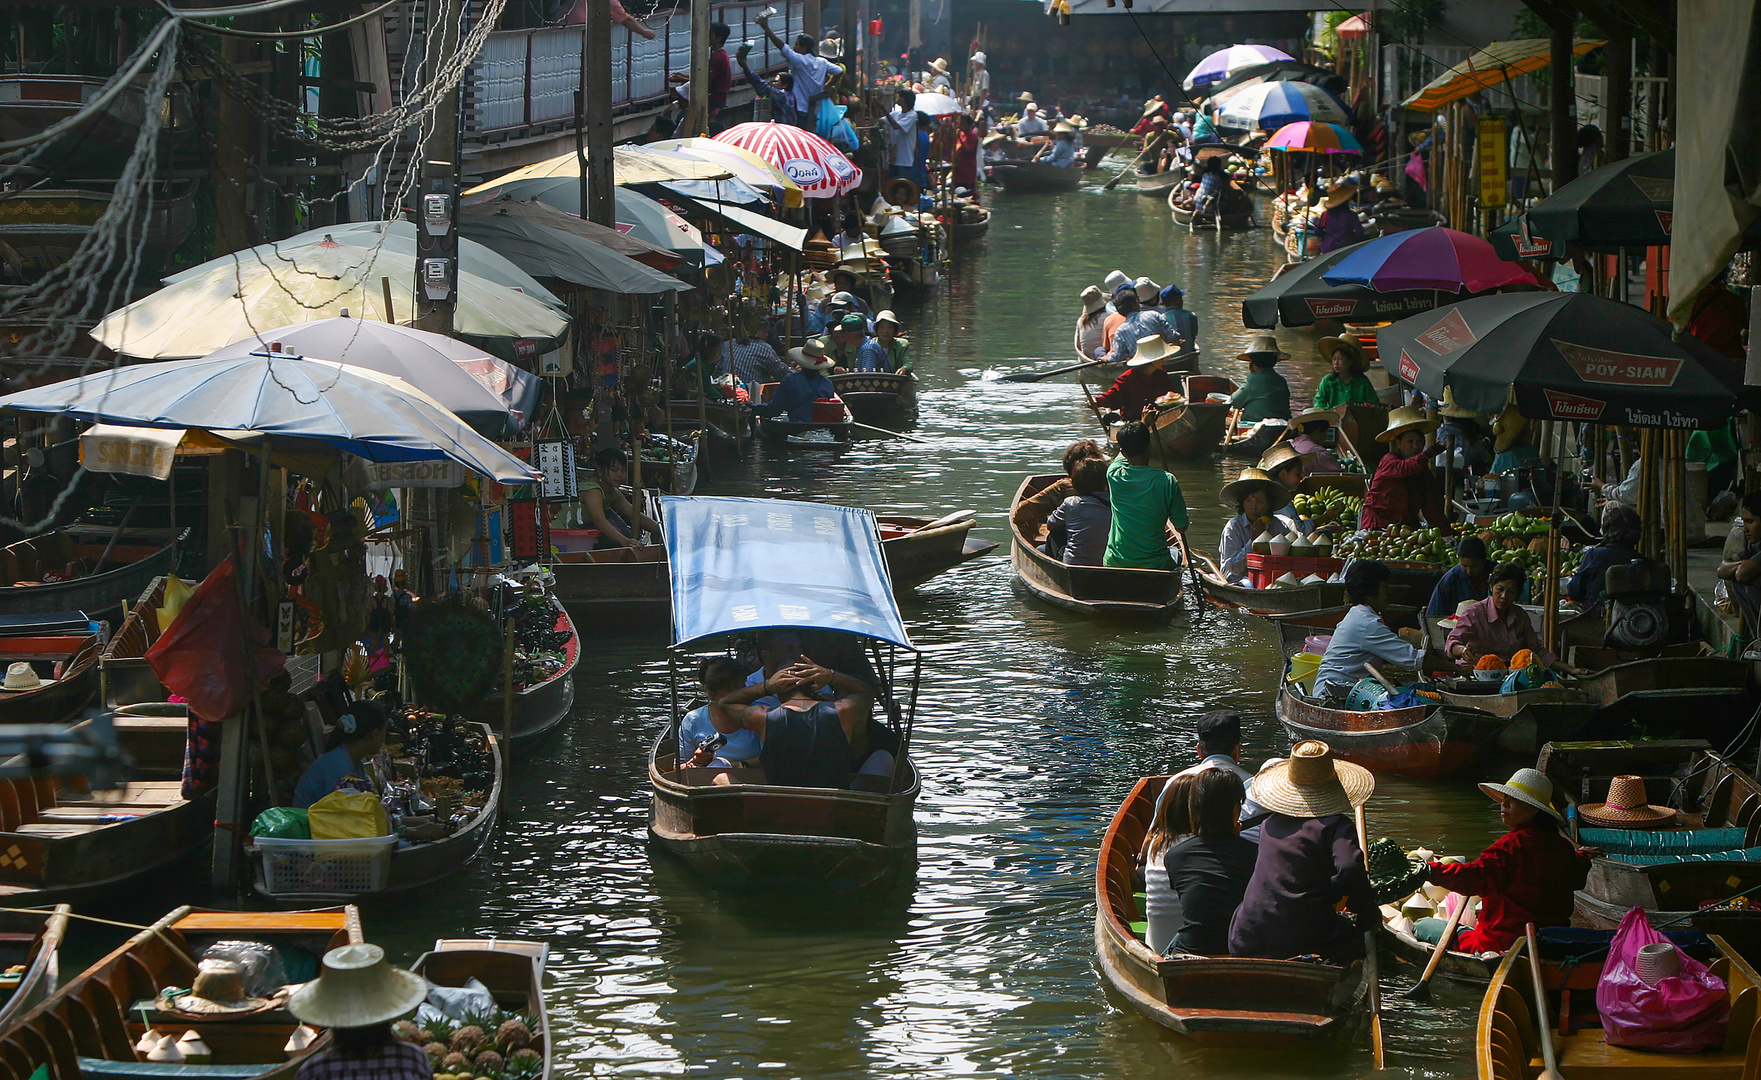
1544, 435, 1565, 658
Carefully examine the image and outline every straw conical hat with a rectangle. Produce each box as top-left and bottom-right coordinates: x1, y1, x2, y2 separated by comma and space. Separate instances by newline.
1220, 467, 1286, 508
286, 945, 427, 1029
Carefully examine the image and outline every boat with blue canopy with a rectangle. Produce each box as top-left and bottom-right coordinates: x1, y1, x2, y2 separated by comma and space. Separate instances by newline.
646, 496, 921, 892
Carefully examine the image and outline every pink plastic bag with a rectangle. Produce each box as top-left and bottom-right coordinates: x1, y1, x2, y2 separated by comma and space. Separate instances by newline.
1596, 906, 1729, 1052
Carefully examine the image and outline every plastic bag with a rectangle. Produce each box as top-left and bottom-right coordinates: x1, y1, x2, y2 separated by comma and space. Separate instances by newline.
306, 789, 390, 839
145, 556, 286, 722
199, 941, 288, 998
425, 977, 496, 1020
249, 806, 310, 840
153, 574, 195, 633
1597, 905, 1730, 1051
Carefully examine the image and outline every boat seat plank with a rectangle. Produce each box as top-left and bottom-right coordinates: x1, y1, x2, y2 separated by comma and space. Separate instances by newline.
173, 912, 349, 933
1164, 1006, 1333, 1028
78, 1058, 288, 1078
38, 807, 155, 822
16, 822, 109, 837
1548, 1035, 1746, 1077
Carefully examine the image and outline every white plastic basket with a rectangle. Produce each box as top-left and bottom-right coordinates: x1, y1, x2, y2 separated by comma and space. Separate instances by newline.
254, 834, 397, 895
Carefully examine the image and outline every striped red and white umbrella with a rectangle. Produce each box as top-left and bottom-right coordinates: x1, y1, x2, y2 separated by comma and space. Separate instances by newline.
712, 122, 862, 198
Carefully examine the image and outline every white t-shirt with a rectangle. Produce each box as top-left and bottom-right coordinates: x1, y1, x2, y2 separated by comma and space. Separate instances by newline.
785, 50, 842, 115
1016, 114, 1048, 136
886, 107, 919, 167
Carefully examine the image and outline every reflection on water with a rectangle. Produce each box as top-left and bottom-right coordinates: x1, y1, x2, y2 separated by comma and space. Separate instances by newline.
370, 177, 1523, 1078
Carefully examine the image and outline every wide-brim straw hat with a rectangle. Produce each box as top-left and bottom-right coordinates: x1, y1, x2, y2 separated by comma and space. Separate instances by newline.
1142, 97, 1166, 116
1291, 406, 1336, 428
1259, 443, 1310, 477
1377, 405, 1439, 442
1221, 467, 1287, 508
982, 132, 1008, 147
1128, 335, 1174, 368
873, 308, 902, 329
1251, 740, 1374, 818
1478, 767, 1565, 824
1017, 91, 1035, 103
0, 662, 51, 692
1493, 400, 1529, 452
1080, 285, 1106, 314
1053, 122, 1077, 135
1325, 180, 1359, 209
931, 57, 950, 72
287, 944, 428, 1030
1237, 333, 1291, 363
1579, 774, 1678, 828
1316, 335, 1368, 373
1439, 386, 1490, 420
787, 340, 835, 371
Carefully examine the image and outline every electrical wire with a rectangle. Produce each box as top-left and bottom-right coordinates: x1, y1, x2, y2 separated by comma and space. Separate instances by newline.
167, 0, 407, 40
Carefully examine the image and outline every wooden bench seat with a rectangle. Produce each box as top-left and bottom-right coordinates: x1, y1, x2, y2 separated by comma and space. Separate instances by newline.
1548, 1033, 1747, 1078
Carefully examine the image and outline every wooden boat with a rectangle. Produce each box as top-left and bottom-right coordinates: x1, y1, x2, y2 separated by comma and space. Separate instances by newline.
0, 622, 99, 726
1009, 475, 1183, 620
1096, 775, 1368, 1046
1169, 187, 1256, 230
1081, 131, 1136, 152
1380, 907, 1496, 985
467, 595, 578, 742
992, 161, 1083, 193
877, 512, 997, 586
1223, 420, 1290, 460
0, 905, 361, 1080
1134, 169, 1185, 197
250, 723, 502, 902
1569, 653, 1753, 741
640, 433, 699, 495
0, 905, 69, 1033
1475, 927, 1761, 1080
754, 385, 854, 447
946, 208, 991, 242
1079, 349, 1204, 395
0, 528, 184, 618
1435, 680, 1599, 755
411, 939, 552, 1080
1143, 375, 1231, 459
1277, 684, 1509, 779
551, 544, 670, 627
829, 371, 918, 424
1194, 553, 1347, 615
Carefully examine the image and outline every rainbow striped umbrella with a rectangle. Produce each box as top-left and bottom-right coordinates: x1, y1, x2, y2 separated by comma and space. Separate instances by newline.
712, 122, 862, 198
1216, 81, 1350, 131
1264, 121, 1363, 155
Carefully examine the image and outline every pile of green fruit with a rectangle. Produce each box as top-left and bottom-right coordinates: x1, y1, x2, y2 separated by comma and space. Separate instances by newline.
1333, 525, 1453, 566
1472, 513, 1583, 580
1291, 489, 1363, 530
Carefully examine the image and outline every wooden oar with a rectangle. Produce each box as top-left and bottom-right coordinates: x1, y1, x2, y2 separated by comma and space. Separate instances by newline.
1524, 924, 1564, 1080
1102, 132, 1166, 191
1356, 804, 1385, 1070
852, 421, 931, 444
1403, 894, 1475, 1001
913, 509, 979, 532
1079, 380, 1109, 436
999, 358, 1108, 383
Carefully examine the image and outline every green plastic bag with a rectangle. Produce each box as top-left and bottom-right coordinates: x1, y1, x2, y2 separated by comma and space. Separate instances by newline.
250, 806, 310, 840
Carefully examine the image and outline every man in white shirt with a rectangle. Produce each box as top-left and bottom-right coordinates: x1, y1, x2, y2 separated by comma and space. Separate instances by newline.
756, 13, 842, 127
1154, 712, 1265, 840
1015, 103, 1048, 137
966, 52, 990, 110
884, 88, 920, 182
1314, 560, 1425, 701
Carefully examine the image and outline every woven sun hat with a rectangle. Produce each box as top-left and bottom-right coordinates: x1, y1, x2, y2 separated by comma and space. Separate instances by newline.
1237, 333, 1291, 363
1103, 270, 1130, 295
982, 132, 1008, 147
818, 38, 843, 59
1251, 740, 1374, 818
1316, 335, 1369, 373
1290, 406, 1335, 429
1134, 277, 1161, 304
1023, 103, 1040, 114
1478, 767, 1565, 824
1258, 443, 1311, 477
157, 960, 278, 1020
1220, 467, 1287, 509
1579, 775, 1678, 829
1127, 335, 1175, 368
287, 944, 427, 1030
1017, 91, 1035, 103
1636, 942, 1683, 985
1080, 285, 1107, 314
0, 662, 50, 692
1377, 405, 1440, 443
1324, 179, 1359, 209
873, 309, 902, 329
1438, 386, 1491, 420
1053, 121, 1077, 135
787, 339, 836, 372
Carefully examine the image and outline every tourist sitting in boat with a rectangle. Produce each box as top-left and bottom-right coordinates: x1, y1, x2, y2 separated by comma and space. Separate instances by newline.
1426, 536, 1490, 618
1042, 457, 1111, 567
1313, 560, 1425, 702
719, 319, 791, 387
869, 310, 913, 373
1099, 291, 1182, 366
1568, 504, 1642, 607
1444, 561, 1556, 670
1228, 740, 1378, 964
711, 660, 893, 788
821, 283, 872, 323
1218, 468, 1290, 584
1132, 277, 1163, 312
1287, 409, 1344, 473
1229, 335, 1291, 424
1155, 711, 1267, 841
1717, 492, 1761, 637
1361, 406, 1445, 531
1094, 337, 1177, 424
743, 629, 837, 708
288, 943, 431, 1080
1033, 123, 1079, 167
826, 313, 876, 373
1316, 181, 1364, 253
1104, 422, 1188, 571
1015, 101, 1049, 137
1259, 446, 1310, 532
1158, 283, 1197, 348
1017, 439, 1106, 538
753, 342, 837, 422
1074, 286, 1109, 358
1311, 337, 1378, 410
1165, 769, 1260, 956
293, 699, 387, 809
679, 657, 762, 771
582, 448, 662, 550
1412, 767, 1594, 954
1141, 771, 1195, 954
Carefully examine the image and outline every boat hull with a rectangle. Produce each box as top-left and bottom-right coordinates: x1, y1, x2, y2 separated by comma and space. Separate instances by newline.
994, 161, 1083, 193
552, 546, 672, 627
469, 598, 578, 741
829, 372, 918, 424
1200, 576, 1347, 614
1010, 475, 1182, 620
1379, 915, 1495, 985
876, 514, 997, 587
1134, 170, 1184, 196
1147, 400, 1231, 457
0, 531, 183, 617
1170, 190, 1255, 230
1277, 686, 1508, 780
413, 940, 553, 1080
947, 212, 991, 242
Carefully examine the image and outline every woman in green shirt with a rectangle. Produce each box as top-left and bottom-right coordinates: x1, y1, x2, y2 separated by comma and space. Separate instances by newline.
873, 309, 913, 374
1311, 336, 1379, 411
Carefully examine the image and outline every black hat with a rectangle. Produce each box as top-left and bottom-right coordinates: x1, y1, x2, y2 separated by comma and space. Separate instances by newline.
1195, 711, 1242, 752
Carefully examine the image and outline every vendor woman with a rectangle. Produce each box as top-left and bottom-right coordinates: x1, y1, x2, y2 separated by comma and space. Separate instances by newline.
1258, 445, 1311, 534
1216, 468, 1289, 584
287, 943, 430, 1080
583, 447, 662, 550
1360, 406, 1445, 531
1413, 767, 1594, 953
293, 699, 386, 809
1444, 561, 1556, 670
1311, 336, 1378, 411
1287, 408, 1344, 473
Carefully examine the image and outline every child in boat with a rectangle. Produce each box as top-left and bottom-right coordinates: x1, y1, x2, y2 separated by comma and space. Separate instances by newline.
1042, 457, 1111, 567
1163, 768, 1259, 956
1141, 772, 1195, 955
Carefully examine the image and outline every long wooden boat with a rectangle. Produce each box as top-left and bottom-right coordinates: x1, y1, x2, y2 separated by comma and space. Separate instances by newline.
754, 387, 854, 447
0, 529, 184, 618
1277, 684, 1509, 779
877, 512, 998, 586
1096, 775, 1368, 1046
1380, 907, 1496, 984
829, 371, 917, 424
467, 595, 578, 742
1169, 188, 1255, 230
1144, 381, 1231, 459
1009, 475, 1183, 620
0, 905, 361, 1080
411, 939, 552, 1080
0, 905, 69, 1033
1196, 560, 1347, 615
1435, 681, 1598, 755
552, 544, 671, 627
1223, 421, 1290, 460
1570, 654, 1753, 741
250, 723, 502, 903
992, 161, 1083, 193
1134, 169, 1185, 196
1476, 927, 1761, 1080
0, 75, 191, 174
0, 623, 99, 726
947, 208, 991, 242
1079, 346, 1203, 386
0, 187, 197, 278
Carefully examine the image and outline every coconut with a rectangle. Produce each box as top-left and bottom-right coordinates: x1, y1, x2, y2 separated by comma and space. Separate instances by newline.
134, 1029, 162, 1055
1251, 530, 1275, 555
1301, 573, 1327, 585
177, 1031, 211, 1065
1273, 572, 1300, 587
1268, 534, 1293, 556
284, 1026, 317, 1053
1399, 891, 1435, 919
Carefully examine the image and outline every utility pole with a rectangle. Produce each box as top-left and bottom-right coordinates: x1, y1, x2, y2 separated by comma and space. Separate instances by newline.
1521, 0, 1579, 194
687, 0, 710, 137
413, 0, 462, 334
582, 0, 614, 226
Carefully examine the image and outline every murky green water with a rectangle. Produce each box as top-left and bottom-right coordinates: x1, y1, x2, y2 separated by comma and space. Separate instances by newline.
99, 175, 1523, 1078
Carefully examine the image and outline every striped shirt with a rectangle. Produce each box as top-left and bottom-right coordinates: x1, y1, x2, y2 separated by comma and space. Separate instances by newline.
719, 338, 790, 386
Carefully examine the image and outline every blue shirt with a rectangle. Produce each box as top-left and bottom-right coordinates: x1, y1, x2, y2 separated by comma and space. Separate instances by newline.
1164, 306, 1198, 347
755, 370, 836, 422
1567, 541, 1640, 605
1104, 309, 1180, 365
743, 70, 799, 127
1426, 563, 1489, 617
1044, 140, 1076, 168
854, 338, 890, 373
293, 746, 361, 809
678, 704, 763, 763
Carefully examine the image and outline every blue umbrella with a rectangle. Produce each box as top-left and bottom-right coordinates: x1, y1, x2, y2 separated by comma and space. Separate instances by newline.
1216, 81, 1350, 131
1183, 44, 1295, 92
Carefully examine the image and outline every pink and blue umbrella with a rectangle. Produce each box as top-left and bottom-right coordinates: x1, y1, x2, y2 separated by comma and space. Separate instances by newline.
1322, 226, 1538, 293
1215, 81, 1350, 131
1182, 44, 1295, 92
1264, 121, 1363, 154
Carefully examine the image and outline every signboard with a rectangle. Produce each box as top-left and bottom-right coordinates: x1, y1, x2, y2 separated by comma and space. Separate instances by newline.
361, 459, 467, 491
79, 426, 183, 480
1415, 308, 1477, 355
532, 440, 578, 503
1541, 388, 1607, 421
1477, 117, 1507, 212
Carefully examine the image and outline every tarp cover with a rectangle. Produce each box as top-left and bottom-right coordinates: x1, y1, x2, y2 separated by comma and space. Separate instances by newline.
663, 496, 912, 649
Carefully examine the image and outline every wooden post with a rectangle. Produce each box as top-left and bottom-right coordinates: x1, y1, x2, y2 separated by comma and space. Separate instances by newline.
686, 0, 711, 136
1536, 0, 1578, 194
1605, 22, 1631, 161
583, 0, 615, 227
804, 0, 822, 48
499, 615, 515, 809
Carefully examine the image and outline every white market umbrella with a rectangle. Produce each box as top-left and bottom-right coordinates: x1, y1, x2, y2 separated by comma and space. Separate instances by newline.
460, 146, 733, 195
91, 236, 569, 360
258, 220, 566, 312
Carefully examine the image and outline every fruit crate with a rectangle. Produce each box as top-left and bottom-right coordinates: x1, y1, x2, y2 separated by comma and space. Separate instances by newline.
254, 835, 397, 895
1245, 553, 1344, 589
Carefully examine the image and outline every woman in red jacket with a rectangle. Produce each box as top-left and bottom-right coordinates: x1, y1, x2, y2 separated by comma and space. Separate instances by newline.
1413, 767, 1595, 954
1360, 405, 1446, 531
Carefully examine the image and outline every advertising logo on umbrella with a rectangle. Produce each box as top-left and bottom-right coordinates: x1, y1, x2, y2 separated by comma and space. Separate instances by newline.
1415, 308, 1475, 355
1306, 298, 1359, 318
825, 155, 856, 181
783, 158, 827, 187
1655, 210, 1674, 234
1552, 340, 1685, 387
1542, 388, 1607, 421
1397, 350, 1420, 385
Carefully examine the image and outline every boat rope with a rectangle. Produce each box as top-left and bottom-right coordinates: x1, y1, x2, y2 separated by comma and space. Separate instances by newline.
0, 907, 197, 969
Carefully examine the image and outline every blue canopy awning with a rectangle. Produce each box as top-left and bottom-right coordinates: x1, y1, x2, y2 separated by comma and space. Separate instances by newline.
662, 496, 913, 650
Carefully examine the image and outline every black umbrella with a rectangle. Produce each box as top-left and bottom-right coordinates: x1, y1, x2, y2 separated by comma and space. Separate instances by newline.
1376, 292, 1742, 429
1242, 239, 1443, 329
1487, 150, 1675, 260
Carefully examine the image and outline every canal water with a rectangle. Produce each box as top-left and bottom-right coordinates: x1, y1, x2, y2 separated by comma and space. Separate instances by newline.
110, 177, 1514, 1077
